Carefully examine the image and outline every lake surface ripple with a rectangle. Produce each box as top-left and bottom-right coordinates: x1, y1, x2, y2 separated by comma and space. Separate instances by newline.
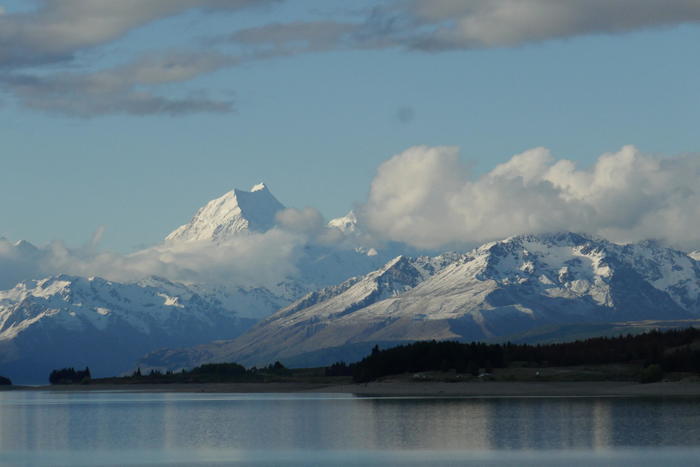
1, 392, 699, 466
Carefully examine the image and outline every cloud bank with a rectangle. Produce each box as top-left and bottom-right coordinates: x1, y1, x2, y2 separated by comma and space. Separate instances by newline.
230, 0, 700, 54
0, 0, 272, 116
0, 204, 366, 290
1, 144, 699, 289
3, 1, 700, 116
360, 145, 700, 251
0, 229, 304, 291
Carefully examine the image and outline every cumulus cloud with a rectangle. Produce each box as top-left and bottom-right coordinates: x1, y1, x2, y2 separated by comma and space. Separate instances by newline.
2, 144, 699, 289
360, 145, 700, 251
276, 207, 370, 247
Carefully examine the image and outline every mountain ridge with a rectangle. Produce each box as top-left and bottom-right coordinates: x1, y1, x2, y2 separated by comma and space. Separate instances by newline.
0, 274, 256, 383
140, 233, 700, 369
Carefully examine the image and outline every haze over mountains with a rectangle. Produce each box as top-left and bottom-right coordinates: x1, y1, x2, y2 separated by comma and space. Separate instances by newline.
2, 179, 700, 383
0, 184, 391, 382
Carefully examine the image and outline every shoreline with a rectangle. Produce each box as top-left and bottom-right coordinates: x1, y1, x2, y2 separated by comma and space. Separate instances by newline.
6, 381, 700, 397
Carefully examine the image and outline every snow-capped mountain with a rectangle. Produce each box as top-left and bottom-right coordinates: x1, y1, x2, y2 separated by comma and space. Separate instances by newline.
328, 210, 358, 233
0, 183, 405, 382
135, 276, 297, 321
0, 275, 255, 383
0, 238, 44, 290
165, 184, 397, 303
141, 233, 700, 369
166, 183, 285, 242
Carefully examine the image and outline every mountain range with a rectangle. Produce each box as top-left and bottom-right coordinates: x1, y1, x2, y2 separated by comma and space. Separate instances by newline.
2, 184, 700, 383
0, 184, 389, 382
0, 275, 255, 383
140, 232, 700, 370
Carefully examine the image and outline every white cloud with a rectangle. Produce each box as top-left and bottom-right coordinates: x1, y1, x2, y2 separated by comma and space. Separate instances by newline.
0, 204, 368, 290
2, 144, 698, 290
360, 145, 700, 250
276, 207, 325, 235
0, 229, 305, 290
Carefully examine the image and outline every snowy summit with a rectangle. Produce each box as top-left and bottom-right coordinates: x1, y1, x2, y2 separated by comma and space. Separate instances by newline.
165, 183, 285, 243
328, 211, 358, 233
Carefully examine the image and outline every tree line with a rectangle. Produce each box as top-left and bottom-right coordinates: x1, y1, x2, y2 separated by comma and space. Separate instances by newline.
49, 367, 91, 384
48, 361, 292, 385
342, 328, 700, 382
46, 328, 700, 385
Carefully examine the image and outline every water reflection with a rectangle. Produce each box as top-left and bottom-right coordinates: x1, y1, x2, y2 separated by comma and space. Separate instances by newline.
1, 392, 699, 466
484, 399, 607, 449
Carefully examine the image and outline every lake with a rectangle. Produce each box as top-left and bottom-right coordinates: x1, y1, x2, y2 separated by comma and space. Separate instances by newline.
1, 391, 699, 466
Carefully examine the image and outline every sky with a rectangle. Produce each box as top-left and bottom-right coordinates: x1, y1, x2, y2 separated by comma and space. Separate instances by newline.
1, 0, 699, 254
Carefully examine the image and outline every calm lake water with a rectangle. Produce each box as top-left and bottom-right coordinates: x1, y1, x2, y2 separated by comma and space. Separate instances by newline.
1, 391, 699, 466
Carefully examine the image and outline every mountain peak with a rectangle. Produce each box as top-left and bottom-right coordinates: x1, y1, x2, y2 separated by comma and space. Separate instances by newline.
12, 239, 39, 254
328, 210, 358, 233
250, 182, 268, 192
165, 184, 285, 243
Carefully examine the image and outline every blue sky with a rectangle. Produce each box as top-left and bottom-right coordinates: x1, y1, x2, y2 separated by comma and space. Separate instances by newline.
1, 1, 699, 252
